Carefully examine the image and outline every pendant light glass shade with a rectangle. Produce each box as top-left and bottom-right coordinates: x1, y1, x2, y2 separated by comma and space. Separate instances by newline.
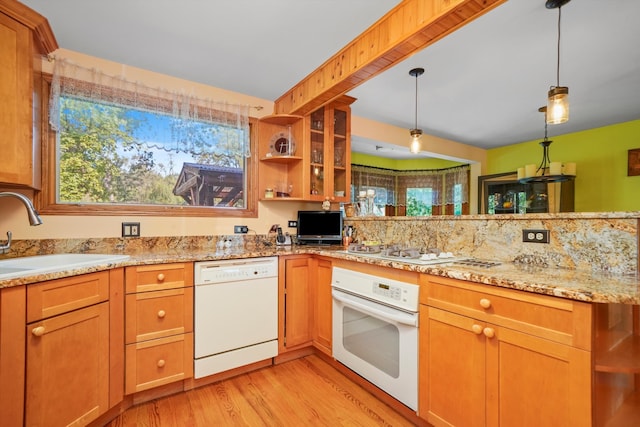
547, 86, 569, 124
409, 129, 422, 154
546, 1, 571, 124
408, 67, 424, 154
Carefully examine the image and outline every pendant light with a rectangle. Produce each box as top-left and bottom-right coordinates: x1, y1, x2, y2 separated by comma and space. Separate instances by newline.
518, 106, 576, 183
409, 67, 424, 154
546, 0, 571, 124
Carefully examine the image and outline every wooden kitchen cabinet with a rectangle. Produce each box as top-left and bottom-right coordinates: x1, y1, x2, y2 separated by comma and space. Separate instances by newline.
124, 263, 193, 394
257, 114, 305, 200
257, 96, 354, 202
419, 275, 592, 427
312, 257, 333, 355
307, 96, 354, 202
593, 303, 640, 427
0, 1, 56, 189
23, 269, 124, 427
278, 255, 313, 353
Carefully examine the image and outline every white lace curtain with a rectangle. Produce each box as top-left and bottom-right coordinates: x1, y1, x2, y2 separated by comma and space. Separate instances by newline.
351, 164, 470, 206
48, 58, 251, 157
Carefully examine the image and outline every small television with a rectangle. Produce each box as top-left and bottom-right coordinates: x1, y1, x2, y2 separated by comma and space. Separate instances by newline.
296, 210, 343, 245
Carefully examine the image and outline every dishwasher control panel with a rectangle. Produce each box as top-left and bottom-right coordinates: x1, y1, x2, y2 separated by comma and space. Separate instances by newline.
195, 256, 278, 284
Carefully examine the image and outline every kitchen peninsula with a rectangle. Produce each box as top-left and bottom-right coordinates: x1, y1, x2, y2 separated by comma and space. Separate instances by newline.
1, 212, 639, 426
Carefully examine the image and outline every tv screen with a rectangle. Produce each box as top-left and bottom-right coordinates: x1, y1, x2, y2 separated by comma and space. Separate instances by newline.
296, 210, 343, 245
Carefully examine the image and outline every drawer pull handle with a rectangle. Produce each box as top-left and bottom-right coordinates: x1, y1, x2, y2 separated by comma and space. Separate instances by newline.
479, 298, 492, 309
483, 327, 495, 339
31, 326, 45, 337
157, 310, 166, 318
471, 324, 483, 335
157, 273, 165, 282
157, 359, 165, 368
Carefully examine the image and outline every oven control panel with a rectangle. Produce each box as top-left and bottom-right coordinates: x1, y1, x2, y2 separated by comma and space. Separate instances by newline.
331, 267, 419, 312
372, 282, 403, 301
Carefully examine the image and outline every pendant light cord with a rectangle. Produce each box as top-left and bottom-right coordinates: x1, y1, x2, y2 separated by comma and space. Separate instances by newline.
556, 6, 562, 87
414, 73, 419, 129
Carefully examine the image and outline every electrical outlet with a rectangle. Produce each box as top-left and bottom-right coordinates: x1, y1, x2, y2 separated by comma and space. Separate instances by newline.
522, 229, 550, 243
122, 222, 140, 237
288, 220, 297, 228
234, 225, 249, 234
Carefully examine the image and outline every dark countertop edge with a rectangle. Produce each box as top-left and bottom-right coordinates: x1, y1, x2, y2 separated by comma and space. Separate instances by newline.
1, 246, 639, 305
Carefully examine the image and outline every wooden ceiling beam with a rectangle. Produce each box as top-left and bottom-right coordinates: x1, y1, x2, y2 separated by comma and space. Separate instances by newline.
273, 0, 506, 116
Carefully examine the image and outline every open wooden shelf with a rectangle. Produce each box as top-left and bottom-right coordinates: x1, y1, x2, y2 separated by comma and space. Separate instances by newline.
604, 388, 640, 427
596, 335, 640, 373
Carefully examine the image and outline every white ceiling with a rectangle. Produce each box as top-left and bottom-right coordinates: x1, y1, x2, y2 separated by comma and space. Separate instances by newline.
22, 0, 640, 160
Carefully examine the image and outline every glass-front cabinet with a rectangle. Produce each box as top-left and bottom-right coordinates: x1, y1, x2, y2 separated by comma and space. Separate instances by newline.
478, 171, 574, 214
257, 95, 354, 202
307, 96, 354, 203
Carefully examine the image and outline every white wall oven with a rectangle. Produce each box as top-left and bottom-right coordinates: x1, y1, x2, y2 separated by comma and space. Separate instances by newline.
332, 267, 419, 410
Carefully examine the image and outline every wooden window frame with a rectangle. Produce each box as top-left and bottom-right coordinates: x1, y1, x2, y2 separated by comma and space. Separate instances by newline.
35, 76, 258, 218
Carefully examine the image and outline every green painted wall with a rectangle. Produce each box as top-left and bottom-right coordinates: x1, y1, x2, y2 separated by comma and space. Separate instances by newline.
487, 119, 640, 212
351, 152, 464, 170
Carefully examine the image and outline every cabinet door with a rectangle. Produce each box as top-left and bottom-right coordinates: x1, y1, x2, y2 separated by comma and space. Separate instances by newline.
330, 106, 350, 200
0, 12, 39, 188
312, 258, 333, 354
282, 256, 312, 349
420, 306, 486, 427
25, 302, 109, 427
486, 326, 592, 427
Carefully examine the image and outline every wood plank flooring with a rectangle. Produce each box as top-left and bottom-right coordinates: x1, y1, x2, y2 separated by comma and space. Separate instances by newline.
107, 355, 417, 426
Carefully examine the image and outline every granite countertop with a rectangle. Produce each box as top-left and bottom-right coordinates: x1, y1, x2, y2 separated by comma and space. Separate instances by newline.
1, 246, 639, 304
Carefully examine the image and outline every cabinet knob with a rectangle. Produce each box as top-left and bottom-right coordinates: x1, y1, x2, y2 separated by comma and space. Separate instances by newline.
471, 324, 483, 335
157, 359, 165, 368
483, 327, 495, 339
479, 298, 492, 309
31, 326, 45, 337
157, 310, 166, 318
157, 273, 165, 282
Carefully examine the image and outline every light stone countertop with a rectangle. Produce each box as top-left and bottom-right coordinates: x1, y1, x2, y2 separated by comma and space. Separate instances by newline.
1, 246, 639, 304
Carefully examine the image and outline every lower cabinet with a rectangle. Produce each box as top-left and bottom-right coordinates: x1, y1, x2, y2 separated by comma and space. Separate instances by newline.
279, 255, 313, 352
312, 257, 333, 355
23, 270, 123, 427
419, 275, 592, 427
124, 263, 193, 394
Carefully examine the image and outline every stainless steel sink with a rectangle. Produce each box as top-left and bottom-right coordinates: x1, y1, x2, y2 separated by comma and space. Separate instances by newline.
0, 253, 130, 281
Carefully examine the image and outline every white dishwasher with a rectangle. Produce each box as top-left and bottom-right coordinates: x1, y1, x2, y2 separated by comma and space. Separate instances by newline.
194, 256, 278, 379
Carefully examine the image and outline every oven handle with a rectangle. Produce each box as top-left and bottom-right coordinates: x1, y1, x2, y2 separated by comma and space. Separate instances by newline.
332, 289, 418, 327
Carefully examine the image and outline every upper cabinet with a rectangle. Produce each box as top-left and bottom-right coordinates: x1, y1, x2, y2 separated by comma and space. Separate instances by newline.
0, 0, 57, 189
258, 96, 354, 202
308, 96, 354, 203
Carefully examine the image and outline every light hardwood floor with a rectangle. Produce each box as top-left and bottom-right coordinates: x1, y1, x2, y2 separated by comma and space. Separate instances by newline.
107, 355, 417, 426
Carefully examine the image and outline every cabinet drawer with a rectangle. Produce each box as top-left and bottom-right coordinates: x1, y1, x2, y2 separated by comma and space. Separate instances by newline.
125, 287, 193, 344
125, 262, 193, 294
422, 275, 591, 350
27, 271, 110, 323
125, 332, 193, 394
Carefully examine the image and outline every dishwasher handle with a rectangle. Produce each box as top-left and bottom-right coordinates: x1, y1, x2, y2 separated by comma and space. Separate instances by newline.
332, 289, 418, 327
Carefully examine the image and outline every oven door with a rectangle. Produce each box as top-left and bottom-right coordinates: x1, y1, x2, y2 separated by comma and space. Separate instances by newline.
332, 288, 418, 410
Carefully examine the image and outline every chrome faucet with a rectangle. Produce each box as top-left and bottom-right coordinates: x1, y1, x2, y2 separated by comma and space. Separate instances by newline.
0, 192, 43, 254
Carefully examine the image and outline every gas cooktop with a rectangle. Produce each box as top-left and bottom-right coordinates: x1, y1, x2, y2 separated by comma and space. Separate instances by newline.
341, 243, 501, 268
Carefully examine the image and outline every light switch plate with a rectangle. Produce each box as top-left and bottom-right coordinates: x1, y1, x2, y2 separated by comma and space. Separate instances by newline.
122, 222, 141, 237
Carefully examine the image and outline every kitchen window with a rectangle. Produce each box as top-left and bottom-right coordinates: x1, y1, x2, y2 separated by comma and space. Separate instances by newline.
351, 164, 469, 216
37, 59, 257, 217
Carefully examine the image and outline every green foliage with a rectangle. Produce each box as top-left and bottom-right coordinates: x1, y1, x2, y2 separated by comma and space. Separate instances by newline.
406, 196, 432, 216
57, 97, 244, 206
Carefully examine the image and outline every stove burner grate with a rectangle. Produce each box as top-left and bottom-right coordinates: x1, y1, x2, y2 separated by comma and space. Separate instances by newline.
454, 258, 501, 268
